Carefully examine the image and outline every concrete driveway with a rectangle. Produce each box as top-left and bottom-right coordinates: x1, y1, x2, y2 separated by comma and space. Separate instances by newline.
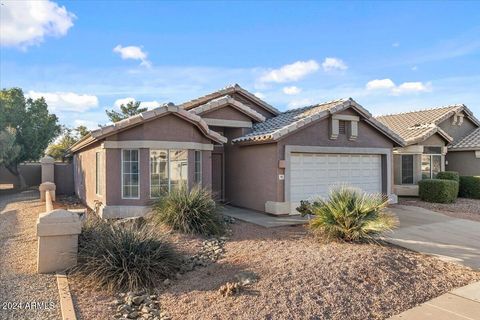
386, 205, 480, 270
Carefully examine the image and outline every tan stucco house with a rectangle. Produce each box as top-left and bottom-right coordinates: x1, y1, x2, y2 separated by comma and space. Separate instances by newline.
68, 84, 405, 217
376, 105, 480, 196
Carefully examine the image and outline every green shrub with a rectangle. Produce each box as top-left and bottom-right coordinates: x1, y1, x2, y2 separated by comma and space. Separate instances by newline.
152, 185, 224, 236
436, 171, 459, 182
459, 176, 480, 199
307, 187, 398, 242
71, 215, 179, 292
418, 179, 458, 203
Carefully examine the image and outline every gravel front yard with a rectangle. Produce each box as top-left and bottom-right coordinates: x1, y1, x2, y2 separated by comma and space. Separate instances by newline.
0, 190, 61, 320
398, 197, 480, 222
71, 220, 480, 320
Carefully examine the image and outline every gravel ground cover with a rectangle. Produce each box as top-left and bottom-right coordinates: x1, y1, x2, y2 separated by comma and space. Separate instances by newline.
0, 190, 62, 320
70, 220, 480, 320
398, 197, 480, 222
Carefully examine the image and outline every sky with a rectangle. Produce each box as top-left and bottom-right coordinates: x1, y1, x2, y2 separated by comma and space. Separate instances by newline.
1, 0, 479, 129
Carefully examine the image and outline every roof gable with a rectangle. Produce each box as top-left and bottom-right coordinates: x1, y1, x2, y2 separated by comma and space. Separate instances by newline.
180, 84, 280, 116
189, 95, 266, 122
69, 103, 227, 153
232, 98, 404, 146
375, 104, 479, 145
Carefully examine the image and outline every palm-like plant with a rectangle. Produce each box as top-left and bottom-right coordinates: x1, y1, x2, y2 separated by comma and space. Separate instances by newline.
307, 186, 398, 241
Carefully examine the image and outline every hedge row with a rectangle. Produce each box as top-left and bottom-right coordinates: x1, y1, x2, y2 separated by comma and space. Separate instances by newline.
459, 176, 480, 199
418, 179, 458, 203
436, 171, 459, 182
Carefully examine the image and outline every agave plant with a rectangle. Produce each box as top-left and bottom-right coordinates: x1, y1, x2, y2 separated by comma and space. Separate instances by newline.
152, 184, 225, 236
308, 186, 398, 242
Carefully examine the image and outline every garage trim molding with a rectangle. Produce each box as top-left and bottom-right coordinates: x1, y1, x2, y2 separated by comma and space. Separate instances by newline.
266, 145, 393, 215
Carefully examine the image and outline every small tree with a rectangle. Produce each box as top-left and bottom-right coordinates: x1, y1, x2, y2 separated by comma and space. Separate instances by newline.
0, 88, 61, 188
105, 101, 147, 123
46, 125, 90, 161
0, 127, 20, 166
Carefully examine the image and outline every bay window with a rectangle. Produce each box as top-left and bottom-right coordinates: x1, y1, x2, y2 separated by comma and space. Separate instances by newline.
150, 149, 188, 197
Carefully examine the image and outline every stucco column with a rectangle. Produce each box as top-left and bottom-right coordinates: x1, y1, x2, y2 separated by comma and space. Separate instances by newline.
36, 209, 82, 274
40, 156, 55, 183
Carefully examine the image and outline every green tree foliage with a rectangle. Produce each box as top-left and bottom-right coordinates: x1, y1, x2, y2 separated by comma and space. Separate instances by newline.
46, 125, 91, 161
105, 101, 147, 123
0, 88, 61, 188
0, 127, 21, 166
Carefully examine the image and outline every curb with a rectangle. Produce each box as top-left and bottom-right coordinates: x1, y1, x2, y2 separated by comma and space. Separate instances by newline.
56, 272, 77, 320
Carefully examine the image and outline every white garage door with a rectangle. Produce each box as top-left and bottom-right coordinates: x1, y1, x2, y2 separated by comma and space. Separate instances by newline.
290, 153, 382, 202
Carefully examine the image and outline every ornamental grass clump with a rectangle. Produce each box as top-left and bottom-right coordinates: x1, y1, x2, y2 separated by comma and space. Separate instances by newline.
152, 185, 225, 236
303, 186, 398, 242
71, 215, 180, 292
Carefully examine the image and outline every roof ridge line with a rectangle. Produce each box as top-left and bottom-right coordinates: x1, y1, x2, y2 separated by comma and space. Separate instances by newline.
376, 104, 464, 118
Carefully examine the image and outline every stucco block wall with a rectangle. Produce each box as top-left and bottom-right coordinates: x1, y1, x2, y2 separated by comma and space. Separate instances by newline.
446, 151, 480, 176
0, 163, 41, 187
439, 115, 477, 142
54, 163, 74, 195
201, 105, 253, 122
73, 141, 105, 209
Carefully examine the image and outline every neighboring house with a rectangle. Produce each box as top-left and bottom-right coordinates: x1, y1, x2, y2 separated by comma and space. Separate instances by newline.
69, 84, 404, 217
376, 105, 480, 196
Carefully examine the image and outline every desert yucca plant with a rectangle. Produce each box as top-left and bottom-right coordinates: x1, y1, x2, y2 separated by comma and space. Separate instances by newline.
306, 186, 398, 242
152, 184, 224, 236
71, 215, 179, 292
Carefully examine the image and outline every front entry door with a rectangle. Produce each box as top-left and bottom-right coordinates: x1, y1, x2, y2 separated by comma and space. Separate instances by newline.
211, 153, 223, 200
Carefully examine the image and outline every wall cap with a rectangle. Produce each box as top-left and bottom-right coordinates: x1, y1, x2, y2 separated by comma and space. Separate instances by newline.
40, 156, 55, 164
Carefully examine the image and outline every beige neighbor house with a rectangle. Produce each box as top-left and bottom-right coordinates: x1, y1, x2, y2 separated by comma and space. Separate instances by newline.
376, 105, 480, 196
69, 84, 405, 218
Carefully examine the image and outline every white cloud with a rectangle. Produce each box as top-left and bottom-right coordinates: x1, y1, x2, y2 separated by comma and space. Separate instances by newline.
321, 57, 348, 72
1, 0, 75, 49
366, 79, 396, 91
254, 92, 266, 99
113, 45, 151, 67
113, 97, 160, 109
283, 86, 302, 95
26, 91, 98, 112
393, 82, 432, 95
411, 66, 418, 71
366, 79, 432, 95
259, 60, 319, 83
288, 98, 313, 109
392, 42, 400, 47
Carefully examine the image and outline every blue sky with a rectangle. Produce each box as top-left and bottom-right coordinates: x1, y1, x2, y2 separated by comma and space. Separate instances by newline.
1, 0, 479, 129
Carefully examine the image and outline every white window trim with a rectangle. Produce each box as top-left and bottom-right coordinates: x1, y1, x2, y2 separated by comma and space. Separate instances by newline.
421, 145, 443, 179
121, 149, 140, 200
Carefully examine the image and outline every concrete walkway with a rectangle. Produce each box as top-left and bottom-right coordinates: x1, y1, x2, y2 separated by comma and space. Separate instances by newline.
389, 281, 480, 319
222, 205, 308, 228
386, 205, 480, 269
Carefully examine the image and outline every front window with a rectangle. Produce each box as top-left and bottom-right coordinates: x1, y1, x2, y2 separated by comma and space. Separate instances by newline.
122, 149, 139, 199
421, 146, 442, 179
401, 155, 414, 184
150, 149, 188, 197
194, 150, 202, 184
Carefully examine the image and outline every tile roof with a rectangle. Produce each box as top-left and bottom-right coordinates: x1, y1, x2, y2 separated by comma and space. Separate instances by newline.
180, 83, 281, 115
375, 104, 479, 145
450, 127, 480, 151
189, 95, 266, 122
232, 98, 404, 146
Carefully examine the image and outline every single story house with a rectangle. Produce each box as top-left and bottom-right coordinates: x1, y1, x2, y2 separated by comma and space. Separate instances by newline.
375, 105, 480, 196
68, 84, 404, 217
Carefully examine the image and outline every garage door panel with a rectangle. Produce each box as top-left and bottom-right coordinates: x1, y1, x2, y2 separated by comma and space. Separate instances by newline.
290, 153, 382, 202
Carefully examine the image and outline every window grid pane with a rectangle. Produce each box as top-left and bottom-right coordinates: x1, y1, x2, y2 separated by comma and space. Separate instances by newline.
194, 150, 202, 184
122, 150, 139, 198
401, 155, 414, 184
150, 150, 168, 198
